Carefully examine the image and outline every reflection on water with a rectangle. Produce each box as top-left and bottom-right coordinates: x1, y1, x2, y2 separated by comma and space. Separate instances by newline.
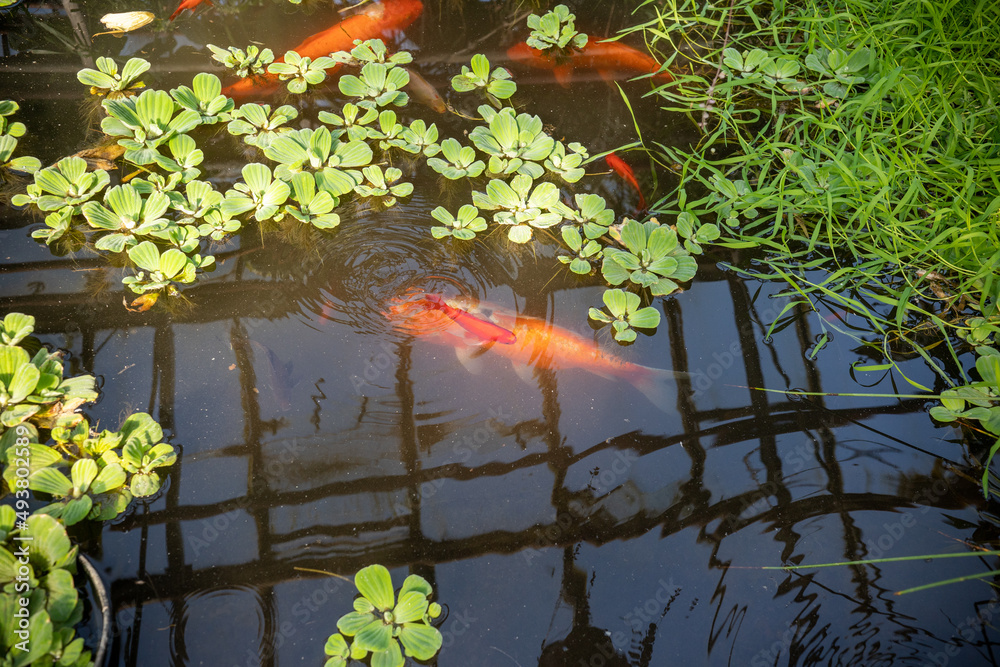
1, 1, 998, 666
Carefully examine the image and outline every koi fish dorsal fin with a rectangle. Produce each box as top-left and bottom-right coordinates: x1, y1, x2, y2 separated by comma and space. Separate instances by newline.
553, 65, 574, 88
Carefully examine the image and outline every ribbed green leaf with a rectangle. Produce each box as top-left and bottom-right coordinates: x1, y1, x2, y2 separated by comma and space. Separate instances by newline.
29, 467, 73, 496
128, 241, 162, 272
354, 622, 393, 653
399, 624, 442, 660
90, 462, 126, 495
355, 564, 395, 610
70, 458, 98, 492
392, 591, 428, 624
159, 248, 189, 279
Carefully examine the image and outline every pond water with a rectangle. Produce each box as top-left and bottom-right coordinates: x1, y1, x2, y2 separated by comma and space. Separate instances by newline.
1, 1, 998, 665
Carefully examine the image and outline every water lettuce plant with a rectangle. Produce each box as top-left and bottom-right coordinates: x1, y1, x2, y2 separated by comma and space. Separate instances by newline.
81, 184, 171, 252
169, 72, 234, 125
602, 219, 697, 296
207, 44, 274, 79
426, 138, 485, 180
76, 56, 149, 98
101, 88, 202, 165
0, 511, 92, 666
318, 103, 379, 142
338, 62, 410, 109
353, 165, 412, 208
268, 50, 338, 95
558, 226, 603, 274
327, 564, 443, 667
589, 289, 661, 343
526, 4, 587, 52
468, 106, 554, 178
263, 126, 372, 185
430, 204, 487, 240
472, 174, 564, 243
222, 163, 290, 222
0, 101, 40, 176
12, 156, 109, 216
450, 54, 516, 108
226, 102, 298, 149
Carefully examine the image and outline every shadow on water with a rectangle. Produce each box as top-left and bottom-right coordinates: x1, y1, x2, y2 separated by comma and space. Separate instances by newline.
2, 0, 1000, 666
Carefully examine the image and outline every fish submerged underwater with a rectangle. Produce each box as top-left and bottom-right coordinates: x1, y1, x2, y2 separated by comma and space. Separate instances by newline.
385, 292, 685, 412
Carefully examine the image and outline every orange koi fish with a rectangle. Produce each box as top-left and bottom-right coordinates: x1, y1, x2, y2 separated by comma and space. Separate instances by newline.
605, 152, 646, 211
169, 0, 210, 21
221, 0, 424, 98
421, 293, 516, 344
386, 293, 683, 411
506, 40, 673, 88
403, 68, 446, 113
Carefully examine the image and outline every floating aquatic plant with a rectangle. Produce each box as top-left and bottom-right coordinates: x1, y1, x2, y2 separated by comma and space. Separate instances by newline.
426, 137, 485, 179
263, 126, 372, 185
674, 210, 720, 255
472, 174, 564, 243
12, 156, 109, 215
0, 101, 40, 175
339, 62, 410, 109
589, 289, 661, 343
226, 102, 299, 149
526, 4, 588, 52
328, 564, 443, 667
77, 56, 150, 98
562, 193, 614, 240
558, 226, 603, 274
353, 165, 413, 207
430, 204, 487, 240
284, 171, 342, 229
602, 219, 697, 296
450, 54, 516, 108
393, 118, 440, 157
222, 163, 291, 222
331, 38, 412, 69
268, 50, 338, 95
544, 140, 588, 184
169, 72, 235, 125
318, 103, 380, 142
804, 46, 872, 98
468, 106, 554, 178
122, 240, 212, 295
81, 184, 171, 253
366, 110, 406, 151
151, 133, 204, 182
101, 88, 202, 165
207, 44, 274, 79
0, 512, 91, 665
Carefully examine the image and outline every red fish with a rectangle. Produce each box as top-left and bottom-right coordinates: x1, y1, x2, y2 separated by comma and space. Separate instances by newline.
506, 40, 674, 88
386, 293, 683, 411
169, 0, 210, 21
605, 153, 646, 211
421, 293, 516, 344
221, 0, 424, 98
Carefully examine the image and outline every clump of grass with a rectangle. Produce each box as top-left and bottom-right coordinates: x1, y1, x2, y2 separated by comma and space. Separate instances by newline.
628, 0, 1000, 491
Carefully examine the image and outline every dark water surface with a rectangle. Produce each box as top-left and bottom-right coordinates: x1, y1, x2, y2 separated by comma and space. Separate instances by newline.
1, 1, 998, 665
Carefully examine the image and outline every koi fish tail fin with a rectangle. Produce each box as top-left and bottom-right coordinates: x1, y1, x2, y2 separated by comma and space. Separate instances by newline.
630, 366, 686, 412
637, 189, 647, 212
